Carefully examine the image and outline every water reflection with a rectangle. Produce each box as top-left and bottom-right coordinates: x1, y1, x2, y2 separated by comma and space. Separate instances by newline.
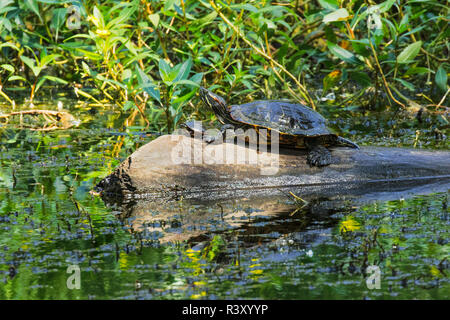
0, 103, 448, 299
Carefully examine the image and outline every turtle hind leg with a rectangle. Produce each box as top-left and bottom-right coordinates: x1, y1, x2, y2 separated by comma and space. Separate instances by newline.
306, 145, 332, 167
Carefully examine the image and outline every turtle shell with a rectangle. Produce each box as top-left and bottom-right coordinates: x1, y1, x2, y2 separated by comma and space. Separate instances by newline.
228, 100, 331, 136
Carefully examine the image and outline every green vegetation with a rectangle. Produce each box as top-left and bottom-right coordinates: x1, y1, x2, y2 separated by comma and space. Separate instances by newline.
0, 0, 448, 134
0, 0, 449, 300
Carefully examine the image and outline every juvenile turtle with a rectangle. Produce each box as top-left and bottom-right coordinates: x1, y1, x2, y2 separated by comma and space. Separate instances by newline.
179, 120, 218, 144
198, 87, 359, 167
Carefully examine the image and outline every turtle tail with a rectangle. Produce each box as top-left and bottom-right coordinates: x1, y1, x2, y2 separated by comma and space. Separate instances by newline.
336, 136, 359, 149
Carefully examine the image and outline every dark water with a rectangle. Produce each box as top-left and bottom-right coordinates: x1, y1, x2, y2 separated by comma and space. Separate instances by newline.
0, 100, 448, 299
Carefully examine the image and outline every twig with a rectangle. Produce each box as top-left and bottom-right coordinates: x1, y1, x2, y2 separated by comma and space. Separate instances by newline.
0, 86, 14, 105
74, 87, 103, 105
132, 94, 151, 129
0, 109, 73, 118
420, 48, 449, 63
436, 88, 450, 109
0, 110, 77, 130
288, 191, 309, 216
367, 26, 406, 109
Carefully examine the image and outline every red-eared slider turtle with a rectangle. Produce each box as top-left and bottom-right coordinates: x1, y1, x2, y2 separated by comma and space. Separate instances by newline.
198, 87, 359, 167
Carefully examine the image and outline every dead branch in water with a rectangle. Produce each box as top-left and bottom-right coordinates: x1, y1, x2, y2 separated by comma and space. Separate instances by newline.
0, 110, 78, 131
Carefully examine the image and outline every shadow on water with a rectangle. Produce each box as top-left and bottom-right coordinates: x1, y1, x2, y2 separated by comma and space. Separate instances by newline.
0, 99, 448, 299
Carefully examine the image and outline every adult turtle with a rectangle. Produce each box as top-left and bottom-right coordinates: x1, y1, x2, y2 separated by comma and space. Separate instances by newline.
197, 87, 359, 167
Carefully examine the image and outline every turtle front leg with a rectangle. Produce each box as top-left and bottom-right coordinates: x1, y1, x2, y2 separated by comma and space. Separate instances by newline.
221, 124, 235, 134
305, 140, 332, 167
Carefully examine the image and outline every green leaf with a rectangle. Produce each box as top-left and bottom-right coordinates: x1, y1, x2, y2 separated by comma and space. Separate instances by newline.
398, 13, 409, 33
172, 90, 196, 105
164, 0, 176, 11
0, 17, 12, 32
72, 48, 103, 61
256, 5, 289, 15
323, 8, 349, 24
397, 41, 422, 64
42, 75, 68, 85
395, 78, 415, 91
148, 13, 160, 28
81, 61, 91, 75
327, 41, 363, 65
172, 79, 200, 87
194, 11, 217, 27
173, 59, 192, 83
0, 0, 14, 9
0, 42, 19, 51
159, 59, 175, 85
190, 72, 203, 84
136, 66, 161, 103
6, 133, 19, 144
25, 0, 42, 22
107, 5, 136, 29
403, 67, 431, 76
50, 8, 67, 39
350, 39, 371, 57
228, 3, 258, 13
318, 0, 338, 10
92, 6, 104, 28
377, 0, 395, 13
36, 0, 72, 3
8, 75, 27, 82
349, 71, 372, 88
40, 54, 60, 67
20, 55, 41, 77
342, 105, 360, 111
435, 65, 447, 92
122, 69, 132, 82
401, 25, 426, 38
1, 64, 14, 73
123, 101, 136, 111
35, 77, 47, 93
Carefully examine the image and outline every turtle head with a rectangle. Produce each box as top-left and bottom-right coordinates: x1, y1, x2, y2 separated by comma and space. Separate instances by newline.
199, 87, 227, 113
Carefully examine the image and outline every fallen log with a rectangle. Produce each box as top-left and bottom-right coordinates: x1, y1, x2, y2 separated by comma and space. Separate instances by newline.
96, 134, 450, 204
